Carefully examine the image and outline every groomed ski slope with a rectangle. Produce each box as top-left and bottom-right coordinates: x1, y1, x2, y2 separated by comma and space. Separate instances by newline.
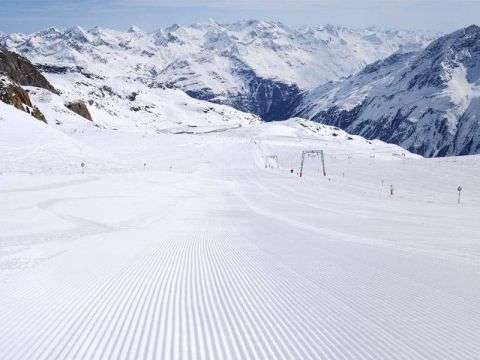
1, 117, 480, 359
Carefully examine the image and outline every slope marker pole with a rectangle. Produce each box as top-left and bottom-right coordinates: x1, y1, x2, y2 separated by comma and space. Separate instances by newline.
320, 150, 326, 177
299, 153, 305, 177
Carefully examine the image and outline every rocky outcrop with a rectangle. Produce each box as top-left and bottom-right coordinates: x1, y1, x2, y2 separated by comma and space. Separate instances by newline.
0, 48, 56, 92
0, 79, 46, 122
0, 48, 54, 123
0, 82, 31, 108
30, 106, 47, 123
65, 100, 93, 121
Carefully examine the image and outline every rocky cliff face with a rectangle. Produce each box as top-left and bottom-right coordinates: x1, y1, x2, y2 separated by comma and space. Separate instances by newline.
65, 100, 92, 121
0, 48, 56, 92
297, 25, 480, 157
0, 48, 59, 122
0, 77, 46, 123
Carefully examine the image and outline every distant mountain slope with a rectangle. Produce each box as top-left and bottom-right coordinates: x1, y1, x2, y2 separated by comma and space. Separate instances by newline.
0, 43, 260, 140
297, 25, 480, 157
1, 21, 433, 120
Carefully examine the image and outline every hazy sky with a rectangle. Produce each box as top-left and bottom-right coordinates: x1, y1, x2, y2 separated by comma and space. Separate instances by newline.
1, 0, 479, 33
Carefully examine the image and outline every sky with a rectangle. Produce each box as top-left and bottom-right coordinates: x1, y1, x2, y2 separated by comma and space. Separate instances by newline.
1, 0, 479, 34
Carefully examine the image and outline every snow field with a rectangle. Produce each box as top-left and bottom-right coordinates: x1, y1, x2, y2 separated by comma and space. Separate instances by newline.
1, 117, 479, 359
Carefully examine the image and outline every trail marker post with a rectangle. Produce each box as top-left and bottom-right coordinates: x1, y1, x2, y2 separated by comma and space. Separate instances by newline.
457, 186, 463, 204
320, 150, 326, 177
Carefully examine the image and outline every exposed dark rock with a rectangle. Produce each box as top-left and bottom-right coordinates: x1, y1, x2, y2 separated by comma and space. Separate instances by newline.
0, 82, 32, 108
0, 48, 56, 92
128, 92, 139, 101
130, 104, 154, 113
65, 100, 93, 121
0, 48, 53, 122
36, 64, 104, 80
30, 106, 47, 123
0, 80, 47, 123
185, 75, 302, 121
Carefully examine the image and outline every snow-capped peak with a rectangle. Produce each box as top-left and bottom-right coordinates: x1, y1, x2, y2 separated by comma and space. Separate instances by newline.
127, 25, 144, 34
63, 26, 90, 43
3, 21, 435, 122
297, 24, 480, 157
33, 27, 62, 40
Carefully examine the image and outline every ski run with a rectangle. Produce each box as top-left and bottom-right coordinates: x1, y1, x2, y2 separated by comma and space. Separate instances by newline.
1, 107, 479, 360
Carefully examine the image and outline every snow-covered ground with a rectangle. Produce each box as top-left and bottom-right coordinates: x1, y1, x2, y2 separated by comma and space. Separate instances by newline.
1, 111, 479, 359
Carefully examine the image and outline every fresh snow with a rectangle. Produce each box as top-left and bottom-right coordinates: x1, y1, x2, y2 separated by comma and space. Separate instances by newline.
1, 99, 479, 359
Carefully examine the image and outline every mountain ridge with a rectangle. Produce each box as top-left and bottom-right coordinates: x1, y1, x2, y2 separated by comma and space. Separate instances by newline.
1, 21, 434, 121
296, 24, 480, 157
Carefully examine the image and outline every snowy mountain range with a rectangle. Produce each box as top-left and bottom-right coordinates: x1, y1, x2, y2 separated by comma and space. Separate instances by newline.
297, 25, 480, 157
1, 21, 433, 121
1, 43, 410, 176
7, 21, 480, 157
